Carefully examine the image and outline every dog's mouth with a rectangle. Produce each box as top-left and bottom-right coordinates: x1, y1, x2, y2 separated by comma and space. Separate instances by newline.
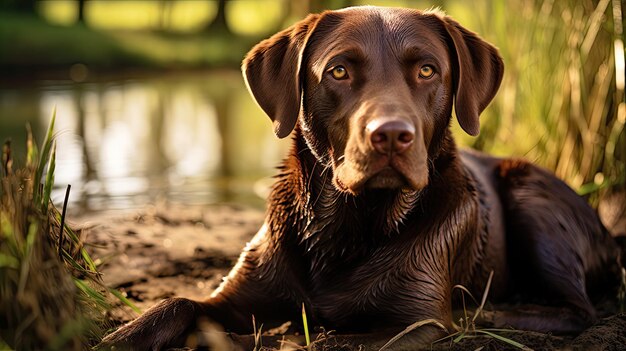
333, 155, 429, 195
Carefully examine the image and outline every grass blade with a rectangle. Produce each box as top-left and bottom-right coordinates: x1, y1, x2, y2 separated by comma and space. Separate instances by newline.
453, 332, 466, 343
41, 140, 56, 212
452, 284, 480, 306
108, 288, 142, 315
432, 331, 460, 345
34, 106, 56, 206
80, 248, 99, 273
476, 330, 530, 350
58, 184, 71, 258
74, 279, 109, 310
472, 270, 494, 323
379, 319, 447, 351
26, 123, 38, 169
302, 302, 311, 347
17, 222, 38, 296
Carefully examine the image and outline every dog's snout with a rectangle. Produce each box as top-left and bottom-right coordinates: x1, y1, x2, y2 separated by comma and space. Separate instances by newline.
366, 119, 415, 155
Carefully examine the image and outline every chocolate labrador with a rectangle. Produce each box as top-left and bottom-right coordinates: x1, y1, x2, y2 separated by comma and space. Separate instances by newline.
102, 6, 623, 350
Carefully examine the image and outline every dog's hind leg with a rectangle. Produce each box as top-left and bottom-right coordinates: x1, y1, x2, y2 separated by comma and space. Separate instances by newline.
494, 160, 621, 332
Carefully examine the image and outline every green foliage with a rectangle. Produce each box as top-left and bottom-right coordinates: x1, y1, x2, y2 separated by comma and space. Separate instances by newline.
453, 0, 625, 203
0, 11, 259, 70
0, 111, 109, 349
0, 12, 145, 69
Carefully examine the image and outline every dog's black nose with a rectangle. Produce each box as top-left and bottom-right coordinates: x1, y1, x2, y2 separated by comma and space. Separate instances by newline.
367, 119, 415, 155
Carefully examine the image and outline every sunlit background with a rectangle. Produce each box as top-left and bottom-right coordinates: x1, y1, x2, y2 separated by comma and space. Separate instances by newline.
0, 0, 624, 230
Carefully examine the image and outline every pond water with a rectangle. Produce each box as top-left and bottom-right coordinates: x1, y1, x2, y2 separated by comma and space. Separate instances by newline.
0, 69, 291, 213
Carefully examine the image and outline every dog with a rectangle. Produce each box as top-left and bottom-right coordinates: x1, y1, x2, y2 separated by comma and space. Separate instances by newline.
101, 6, 623, 350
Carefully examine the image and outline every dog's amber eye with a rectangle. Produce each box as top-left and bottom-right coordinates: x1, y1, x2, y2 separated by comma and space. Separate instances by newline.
331, 66, 348, 80
419, 65, 434, 79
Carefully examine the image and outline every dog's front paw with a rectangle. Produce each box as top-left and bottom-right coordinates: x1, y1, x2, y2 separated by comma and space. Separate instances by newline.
98, 297, 205, 351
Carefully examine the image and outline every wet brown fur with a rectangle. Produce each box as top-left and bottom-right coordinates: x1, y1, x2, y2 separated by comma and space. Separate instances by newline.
101, 7, 623, 350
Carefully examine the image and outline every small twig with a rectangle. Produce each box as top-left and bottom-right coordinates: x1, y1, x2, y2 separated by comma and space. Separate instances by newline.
252, 314, 264, 351
58, 184, 71, 258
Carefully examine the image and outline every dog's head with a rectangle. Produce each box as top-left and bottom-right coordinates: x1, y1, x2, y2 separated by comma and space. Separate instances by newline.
243, 6, 503, 195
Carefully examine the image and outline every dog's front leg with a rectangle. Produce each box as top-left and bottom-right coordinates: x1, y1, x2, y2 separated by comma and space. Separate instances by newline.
99, 224, 304, 350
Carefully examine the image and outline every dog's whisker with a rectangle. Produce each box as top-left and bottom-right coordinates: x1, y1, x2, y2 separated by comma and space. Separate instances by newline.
312, 164, 332, 208
306, 158, 319, 192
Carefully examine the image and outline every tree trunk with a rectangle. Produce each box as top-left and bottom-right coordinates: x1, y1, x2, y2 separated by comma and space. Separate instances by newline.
206, 0, 231, 34
77, 0, 86, 23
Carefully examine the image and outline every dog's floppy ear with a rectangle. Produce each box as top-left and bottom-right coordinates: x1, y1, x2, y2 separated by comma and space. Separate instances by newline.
242, 14, 321, 138
442, 17, 504, 136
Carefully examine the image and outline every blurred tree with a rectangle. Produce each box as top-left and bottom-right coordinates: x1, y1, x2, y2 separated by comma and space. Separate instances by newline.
206, 0, 231, 34
77, 0, 87, 24
1, 0, 38, 15
159, 0, 174, 30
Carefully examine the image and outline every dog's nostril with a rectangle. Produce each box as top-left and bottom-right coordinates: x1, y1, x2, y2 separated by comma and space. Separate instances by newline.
398, 131, 414, 144
371, 133, 388, 144
367, 119, 415, 155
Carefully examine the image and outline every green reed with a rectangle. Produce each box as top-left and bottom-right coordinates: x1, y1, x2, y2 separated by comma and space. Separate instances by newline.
450, 0, 625, 206
0, 110, 137, 349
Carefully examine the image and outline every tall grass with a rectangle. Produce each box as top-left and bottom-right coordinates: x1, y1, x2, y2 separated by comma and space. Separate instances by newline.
0, 110, 110, 349
452, 0, 625, 205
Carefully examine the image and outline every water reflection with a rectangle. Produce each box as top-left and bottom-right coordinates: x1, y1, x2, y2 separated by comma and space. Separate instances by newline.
0, 70, 290, 212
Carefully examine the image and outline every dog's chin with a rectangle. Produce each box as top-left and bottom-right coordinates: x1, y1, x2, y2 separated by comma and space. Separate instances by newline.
333, 166, 429, 195
364, 168, 409, 189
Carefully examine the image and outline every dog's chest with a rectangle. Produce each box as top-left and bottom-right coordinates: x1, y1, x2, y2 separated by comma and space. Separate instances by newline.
304, 231, 448, 330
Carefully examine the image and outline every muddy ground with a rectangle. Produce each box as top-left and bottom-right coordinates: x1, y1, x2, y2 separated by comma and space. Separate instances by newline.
80, 203, 626, 351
